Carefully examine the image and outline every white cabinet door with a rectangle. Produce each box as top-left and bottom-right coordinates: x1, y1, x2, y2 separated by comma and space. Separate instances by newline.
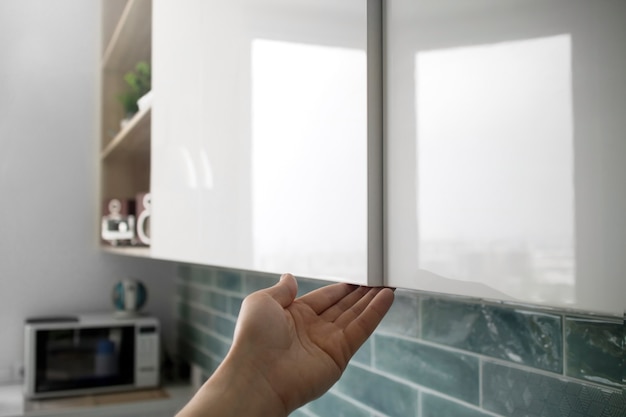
385, 0, 626, 316
151, 0, 383, 285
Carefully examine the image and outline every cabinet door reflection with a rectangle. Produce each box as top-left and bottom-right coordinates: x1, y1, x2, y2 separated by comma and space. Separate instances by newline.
251, 39, 367, 281
415, 35, 575, 303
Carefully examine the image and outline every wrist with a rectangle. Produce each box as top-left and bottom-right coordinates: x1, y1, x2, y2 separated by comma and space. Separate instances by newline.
177, 352, 288, 417
219, 352, 289, 417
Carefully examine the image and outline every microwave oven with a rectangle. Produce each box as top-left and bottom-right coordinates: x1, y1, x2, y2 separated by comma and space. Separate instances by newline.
23, 314, 160, 399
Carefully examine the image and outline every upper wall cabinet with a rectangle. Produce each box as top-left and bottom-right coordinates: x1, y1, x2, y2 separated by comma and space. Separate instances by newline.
151, 0, 383, 284
385, 0, 626, 316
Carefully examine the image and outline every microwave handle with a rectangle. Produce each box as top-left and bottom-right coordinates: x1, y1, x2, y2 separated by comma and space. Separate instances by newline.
25, 316, 79, 324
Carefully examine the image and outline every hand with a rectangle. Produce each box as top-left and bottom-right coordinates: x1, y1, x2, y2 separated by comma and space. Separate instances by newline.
177, 273, 394, 417
233, 273, 395, 412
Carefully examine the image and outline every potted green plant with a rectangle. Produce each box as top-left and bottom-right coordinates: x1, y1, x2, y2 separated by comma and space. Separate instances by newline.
118, 61, 151, 128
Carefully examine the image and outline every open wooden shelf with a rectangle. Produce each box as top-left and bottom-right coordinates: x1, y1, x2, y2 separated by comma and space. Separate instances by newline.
102, 0, 152, 72
99, 0, 152, 252
102, 245, 151, 258
101, 105, 151, 161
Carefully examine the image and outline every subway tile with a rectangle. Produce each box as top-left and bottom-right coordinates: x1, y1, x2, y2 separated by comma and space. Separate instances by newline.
203, 290, 229, 313
198, 267, 215, 286
229, 295, 244, 316
177, 321, 202, 346
244, 273, 281, 293
483, 361, 626, 417
290, 409, 314, 417
178, 321, 230, 360
422, 297, 562, 373
306, 391, 371, 417
178, 341, 219, 375
177, 282, 191, 298
209, 314, 236, 339
375, 334, 479, 404
333, 364, 418, 417
203, 332, 231, 360
216, 269, 243, 292
190, 266, 209, 285
177, 301, 191, 321
176, 321, 190, 343
193, 306, 211, 327
422, 393, 492, 417
178, 264, 192, 282
352, 338, 372, 366
378, 290, 420, 338
179, 284, 204, 305
296, 278, 328, 297
565, 316, 624, 388
191, 287, 207, 305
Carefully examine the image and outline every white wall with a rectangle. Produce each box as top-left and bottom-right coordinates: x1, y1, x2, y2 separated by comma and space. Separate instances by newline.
0, 0, 177, 382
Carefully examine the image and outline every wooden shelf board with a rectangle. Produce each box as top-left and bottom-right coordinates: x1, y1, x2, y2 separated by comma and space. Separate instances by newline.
101, 105, 151, 161
101, 0, 128, 55
101, 245, 151, 258
102, 0, 152, 71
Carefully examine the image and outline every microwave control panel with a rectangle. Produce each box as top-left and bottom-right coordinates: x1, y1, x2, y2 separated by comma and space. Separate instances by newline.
135, 325, 160, 387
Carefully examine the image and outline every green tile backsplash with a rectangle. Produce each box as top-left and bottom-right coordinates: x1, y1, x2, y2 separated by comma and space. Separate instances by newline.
307, 392, 371, 417
375, 334, 480, 404
565, 317, 624, 388
422, 393, 492, 417
421, 297, 563, 373
379, 291, 421, 338
176, 265, 625, 417
334, 364, 419, 417
482, 362, 626, 417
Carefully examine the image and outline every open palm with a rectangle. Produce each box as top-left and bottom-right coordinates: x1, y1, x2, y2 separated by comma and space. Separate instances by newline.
229, 273, 395, 414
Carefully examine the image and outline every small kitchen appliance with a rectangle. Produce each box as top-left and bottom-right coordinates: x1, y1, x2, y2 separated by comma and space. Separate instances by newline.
23, 314, 160, 399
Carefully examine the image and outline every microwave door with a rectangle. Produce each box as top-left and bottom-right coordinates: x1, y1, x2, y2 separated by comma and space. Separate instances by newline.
35, 326, 135, 395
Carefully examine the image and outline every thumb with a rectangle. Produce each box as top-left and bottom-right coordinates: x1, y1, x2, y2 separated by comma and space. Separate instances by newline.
266, 273, 298, 308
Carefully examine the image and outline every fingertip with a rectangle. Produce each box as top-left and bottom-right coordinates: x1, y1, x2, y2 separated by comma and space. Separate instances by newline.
382, 286, 395, 299
270, 273, 298, 307
280, 273, 297, 289
373, 287, 395, 313
280, 272, 294, 282
381, 286, 395, 295
375, 286, 396, 301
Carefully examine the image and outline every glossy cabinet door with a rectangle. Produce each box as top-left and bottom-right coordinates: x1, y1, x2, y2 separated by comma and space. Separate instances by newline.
151, 0, 382, 284
385, 0, 626, 316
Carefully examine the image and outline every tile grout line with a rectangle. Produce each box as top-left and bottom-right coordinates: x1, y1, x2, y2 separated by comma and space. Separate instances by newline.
562, 313, 568, 378
183, 280, 244, 299
326, 390, 392, 417
479, 356, 484, 409
176, 296, 238, 324
417, 294, 423, 340
416, 390, 422, 417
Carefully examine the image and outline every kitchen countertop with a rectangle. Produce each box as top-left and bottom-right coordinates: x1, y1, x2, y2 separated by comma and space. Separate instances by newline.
0, 384, 193, 417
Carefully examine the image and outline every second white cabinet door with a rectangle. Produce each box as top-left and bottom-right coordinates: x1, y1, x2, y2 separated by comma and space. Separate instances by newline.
151, 0, 383, 285
385, 0, 626, 316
